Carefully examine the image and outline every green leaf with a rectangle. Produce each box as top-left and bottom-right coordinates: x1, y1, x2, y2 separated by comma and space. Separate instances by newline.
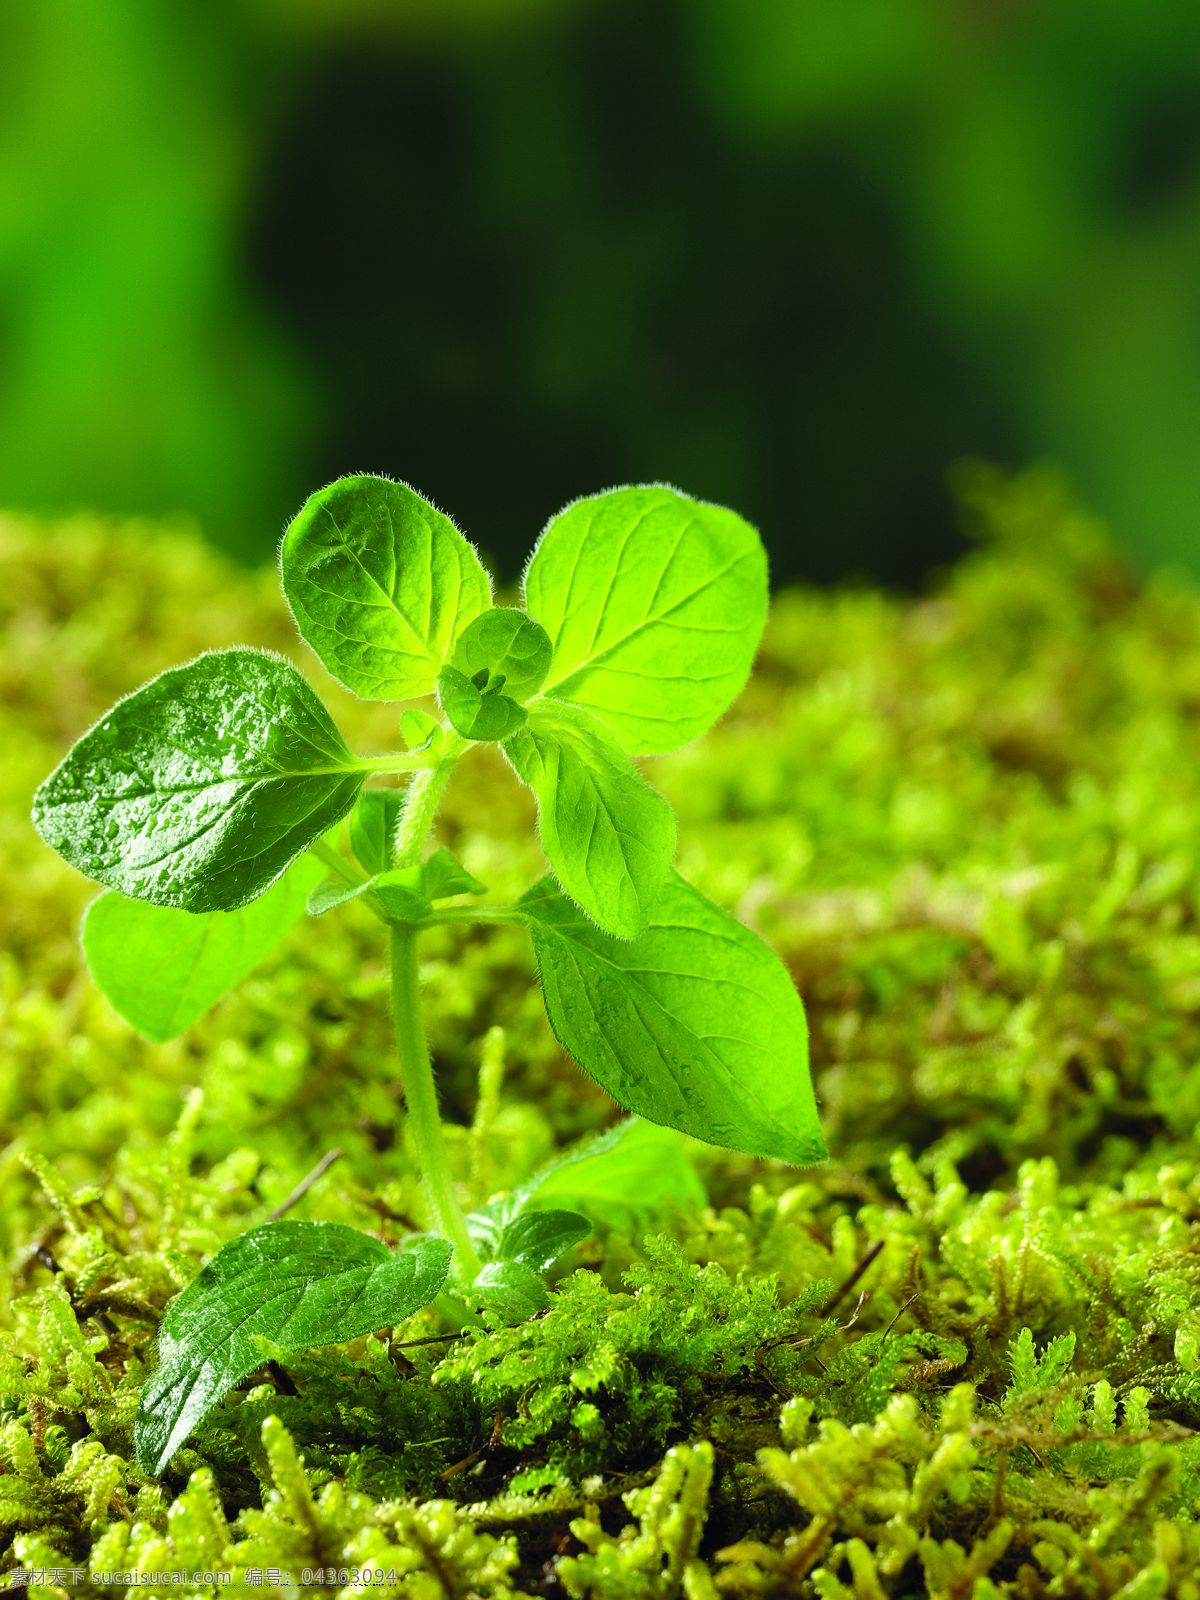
503, 701, 675, 939
349, 797, 485, 894
307, 878, 364, 917
451, 608, 553, 702
524, 484, 768, 755
472, 1260, 549, 1323
349, 788, 404, 874
83, 854, 328, 1045
135, 1222, 452, 1476
309, 849, 482, 920
464, 1202, 513, 1261
281, 475, 491, 700
527, 1118, 706, 1222
423, 847, 487, 899
464, 1198, 589, 1269
437, 664, 527, 742
399, 707, 440, 752
309, 865, 432, 922
373, 868, 434, 921
32, 649, 365, 913
495, 1209, 590, 1271
473, 1120, 704, 1238
520, 871, 825, 1165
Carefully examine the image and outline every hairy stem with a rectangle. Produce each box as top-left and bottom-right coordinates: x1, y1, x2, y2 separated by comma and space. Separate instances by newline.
392, 731, 466, 867
389, 921, 482, 1282
425, 905, 528, 927
364, 753, 435, 774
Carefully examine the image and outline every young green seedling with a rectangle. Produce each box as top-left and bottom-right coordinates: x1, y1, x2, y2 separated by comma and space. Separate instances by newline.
32, 475, 825, 1475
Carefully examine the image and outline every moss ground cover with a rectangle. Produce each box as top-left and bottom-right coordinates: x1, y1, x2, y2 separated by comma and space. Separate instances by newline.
6, 465, 1200, 1594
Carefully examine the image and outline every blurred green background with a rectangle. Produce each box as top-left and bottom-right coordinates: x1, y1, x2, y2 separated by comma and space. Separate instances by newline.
2, 0, 1199, 585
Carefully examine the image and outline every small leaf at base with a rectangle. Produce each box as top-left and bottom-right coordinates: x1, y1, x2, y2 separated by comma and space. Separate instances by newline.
526, 1119, 705, 1222
495, 1209, 590, 1271
135, 1222, 451, 1476
473, 1260, 549, 1323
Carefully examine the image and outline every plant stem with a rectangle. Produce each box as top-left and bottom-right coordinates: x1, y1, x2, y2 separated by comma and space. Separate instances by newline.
389, 921, 482, 1283
392, 733, 466, 866
310, 836, 365, 887
364, 754, 433, 774
425, 905, 528, 927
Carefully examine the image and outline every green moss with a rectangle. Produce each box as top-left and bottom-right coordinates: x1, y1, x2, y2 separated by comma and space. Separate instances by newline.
9, 468, 1200, 1592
